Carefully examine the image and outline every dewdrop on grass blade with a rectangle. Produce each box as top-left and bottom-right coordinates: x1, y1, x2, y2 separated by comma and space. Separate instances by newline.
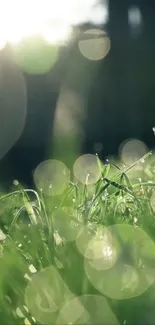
29, 264, 37, 274
13, 179, 19, 186
0, 229, 6, 241
24, 318, 31, 325
16, 307, 25, 318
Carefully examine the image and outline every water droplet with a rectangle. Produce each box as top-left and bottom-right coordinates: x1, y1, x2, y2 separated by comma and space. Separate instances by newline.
29, 264, 37, 274
0, 230, 6, 241
16, 307, 24, 318
24, 318, 31, 325
13, 179, 19, 186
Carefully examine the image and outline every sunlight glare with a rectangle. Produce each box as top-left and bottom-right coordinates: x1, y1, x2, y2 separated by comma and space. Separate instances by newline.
0, 0, 108, 46
41, 24, 72, 45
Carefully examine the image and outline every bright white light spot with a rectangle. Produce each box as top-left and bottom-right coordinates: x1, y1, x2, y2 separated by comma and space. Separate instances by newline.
29, 264, 37, 274
16, 307, 24, 318
23, 306, 29, 313
78, 29, 110, 61
41, 24, 72, 45
0, 0, 109, 46
128, 6, 142, 28
73, 154, 102, 184
24, 274, 32, 281
90, 3, 109, 25
13, 179, 19, 186
85, 230, 117, 271
102, 245, 113, 258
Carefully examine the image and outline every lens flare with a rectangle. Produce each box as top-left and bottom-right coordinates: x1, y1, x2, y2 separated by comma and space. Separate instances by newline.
0, 0, 109, 46
86, 236, 117, 271
12, 36, 59, 74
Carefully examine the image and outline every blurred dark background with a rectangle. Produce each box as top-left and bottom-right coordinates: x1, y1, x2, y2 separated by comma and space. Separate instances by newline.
0, 0, 155, 188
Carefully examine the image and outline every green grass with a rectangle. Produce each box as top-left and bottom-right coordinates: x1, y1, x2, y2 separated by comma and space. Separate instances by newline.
1, 151, 155, 324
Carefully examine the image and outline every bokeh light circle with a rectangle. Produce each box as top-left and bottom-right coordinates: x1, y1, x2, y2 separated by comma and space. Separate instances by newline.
73, 154, 102, 184
78, 29, 110, 61
76, 224, 117, 270
85, 224, 155, 299
25, 265, 73, 325
119, 139, 148, 166
57, 294, 119, 325
34, 159, 70, 196
85, 235, 117, 271
53, 207, 84, 242
12, 36, 59, 74
76, 223, 99, 257
0, 60, 26, 159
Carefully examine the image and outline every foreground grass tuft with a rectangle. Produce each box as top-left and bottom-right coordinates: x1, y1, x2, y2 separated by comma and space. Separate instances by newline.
1, 152, 155, 324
